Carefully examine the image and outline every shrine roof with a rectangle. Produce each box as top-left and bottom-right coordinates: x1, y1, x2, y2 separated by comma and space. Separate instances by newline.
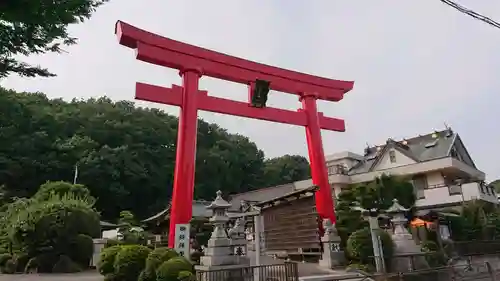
255, 185, 318, 210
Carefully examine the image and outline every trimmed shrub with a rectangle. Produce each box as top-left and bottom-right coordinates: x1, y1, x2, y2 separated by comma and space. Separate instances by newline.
14, 253, 30, 273
105, 239, 123, 248
346, 227, 395, 265
156, 257, 194, 281
114, 245, 151, 281
98, 245, 122, 275
178, 270, 195, 281
52, 255, 81, 273
141, 247, 179, 281
70, 234, 94, 267
0, 253, 12, 267
2, 259, 16, 274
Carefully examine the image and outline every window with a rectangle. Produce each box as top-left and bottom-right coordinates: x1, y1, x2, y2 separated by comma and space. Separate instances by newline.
412, 175, 428, 199
389, 150, 396, 163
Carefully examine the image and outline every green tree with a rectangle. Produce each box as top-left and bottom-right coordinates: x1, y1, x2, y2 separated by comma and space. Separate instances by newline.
0, 87, 311, 221
490, 179, 500, 193
0, 0, 109, 78
335, 174, 416, 247
262, 154, 310, 187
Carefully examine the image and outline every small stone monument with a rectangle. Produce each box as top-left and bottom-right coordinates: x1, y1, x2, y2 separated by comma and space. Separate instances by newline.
386, 199, 428, 272
319, 219, 345, 268
228, 218, 250, 265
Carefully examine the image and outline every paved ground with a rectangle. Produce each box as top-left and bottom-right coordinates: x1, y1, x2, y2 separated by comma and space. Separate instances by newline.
0, 271, 101, 281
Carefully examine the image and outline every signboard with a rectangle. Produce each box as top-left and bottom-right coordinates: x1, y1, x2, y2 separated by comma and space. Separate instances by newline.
174, 224, 191, 260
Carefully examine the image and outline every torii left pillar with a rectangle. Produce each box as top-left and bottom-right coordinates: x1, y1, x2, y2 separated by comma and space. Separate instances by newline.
169, 69, 201, 242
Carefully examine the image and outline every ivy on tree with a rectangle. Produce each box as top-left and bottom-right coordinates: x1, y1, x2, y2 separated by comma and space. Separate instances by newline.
0, 0, 108, 78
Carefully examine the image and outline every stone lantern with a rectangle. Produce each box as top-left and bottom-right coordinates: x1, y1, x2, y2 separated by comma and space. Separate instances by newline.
198, 190, 234, 268
385, 199, 428, 272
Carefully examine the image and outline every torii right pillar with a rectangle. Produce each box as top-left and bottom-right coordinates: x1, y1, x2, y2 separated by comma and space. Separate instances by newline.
301, 93, 336, 224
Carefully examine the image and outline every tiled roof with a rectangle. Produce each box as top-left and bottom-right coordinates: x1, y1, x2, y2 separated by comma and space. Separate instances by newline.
348, 129, 456, 175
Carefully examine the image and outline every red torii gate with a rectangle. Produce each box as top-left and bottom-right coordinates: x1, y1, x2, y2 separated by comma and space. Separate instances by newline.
115, 21, 354, 248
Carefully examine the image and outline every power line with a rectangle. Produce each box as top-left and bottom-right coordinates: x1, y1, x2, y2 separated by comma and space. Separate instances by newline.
439, 0, 500, 29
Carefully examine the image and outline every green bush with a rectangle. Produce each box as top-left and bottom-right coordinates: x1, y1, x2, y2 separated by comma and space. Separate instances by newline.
33, 181, 94, 202
114, 245, 151, 281
0, 253, 12, 267
2, 259, 16, 274
346, 227, 395, 265
52, 255, 81, 273
70, 234, 94, 267
141, 247, 179, 281
14, 253, 30, 273
346, 263, 376, 273
156, 257, 194, 281
178, 270, 195, 281
8, 192, 100, 264
98, 245, 122, 275
105, 239, 123, 248
421, 241, 447, 267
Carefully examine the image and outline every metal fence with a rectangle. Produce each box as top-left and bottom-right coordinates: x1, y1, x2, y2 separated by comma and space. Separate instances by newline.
196, 262, 299, 281
344, 261, 497, 281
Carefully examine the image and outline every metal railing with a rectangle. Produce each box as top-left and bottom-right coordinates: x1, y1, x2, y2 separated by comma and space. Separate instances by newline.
196, 262, 299, 281
346, 262, 496, 281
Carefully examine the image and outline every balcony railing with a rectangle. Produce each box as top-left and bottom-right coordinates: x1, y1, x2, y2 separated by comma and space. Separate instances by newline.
327, 164, 348, 175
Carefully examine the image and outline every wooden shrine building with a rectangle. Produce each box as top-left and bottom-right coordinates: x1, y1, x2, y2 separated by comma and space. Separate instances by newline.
256, 185, 321, 259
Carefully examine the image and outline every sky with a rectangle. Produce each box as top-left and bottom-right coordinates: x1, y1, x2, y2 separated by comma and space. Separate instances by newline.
2, 0, 500, 180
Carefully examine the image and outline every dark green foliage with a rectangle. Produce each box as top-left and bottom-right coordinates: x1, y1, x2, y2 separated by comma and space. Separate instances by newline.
33, 181, 94, 202
52, 255, 81, 273
69, 234, 94, 267
113, 245, 151, 281
1, 259, 16, 274
106, 239, 124, 248
178, 271, 196, 281
13, 253, 30, 273
140, 247, 179, 281
156, 257, 194, 281
0, 88, 310, 221
261, 155, 311, 187
0, 253, 11, 267
104, 273, 120, 281
8, 193, 100, 260
336, 174, 416, 250
346, 227, 395, 265
98, 245, 122, 275
421, 241, 447, 267
1, 0, 109, 78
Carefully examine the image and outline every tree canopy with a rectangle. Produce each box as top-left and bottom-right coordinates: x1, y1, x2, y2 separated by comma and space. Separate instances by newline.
0, 87, 310, 221
0, 0, 108, 78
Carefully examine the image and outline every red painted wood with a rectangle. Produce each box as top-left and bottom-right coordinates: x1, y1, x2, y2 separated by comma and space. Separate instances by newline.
136, 82, 346, 132
116, 21, 354, 101
116, 20, 354, 239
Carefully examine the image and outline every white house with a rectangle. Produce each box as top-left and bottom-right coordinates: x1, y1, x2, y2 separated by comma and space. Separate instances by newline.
230, 128, 497, 211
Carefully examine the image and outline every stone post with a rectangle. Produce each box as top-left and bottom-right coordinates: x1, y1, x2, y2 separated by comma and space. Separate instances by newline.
319, 219, 345, 268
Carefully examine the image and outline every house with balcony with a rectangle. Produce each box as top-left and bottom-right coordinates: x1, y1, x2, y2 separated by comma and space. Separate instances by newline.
230, 128, 497, 212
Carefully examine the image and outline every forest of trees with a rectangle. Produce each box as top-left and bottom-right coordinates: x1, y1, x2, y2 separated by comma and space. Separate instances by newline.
0, 87, 311, 221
